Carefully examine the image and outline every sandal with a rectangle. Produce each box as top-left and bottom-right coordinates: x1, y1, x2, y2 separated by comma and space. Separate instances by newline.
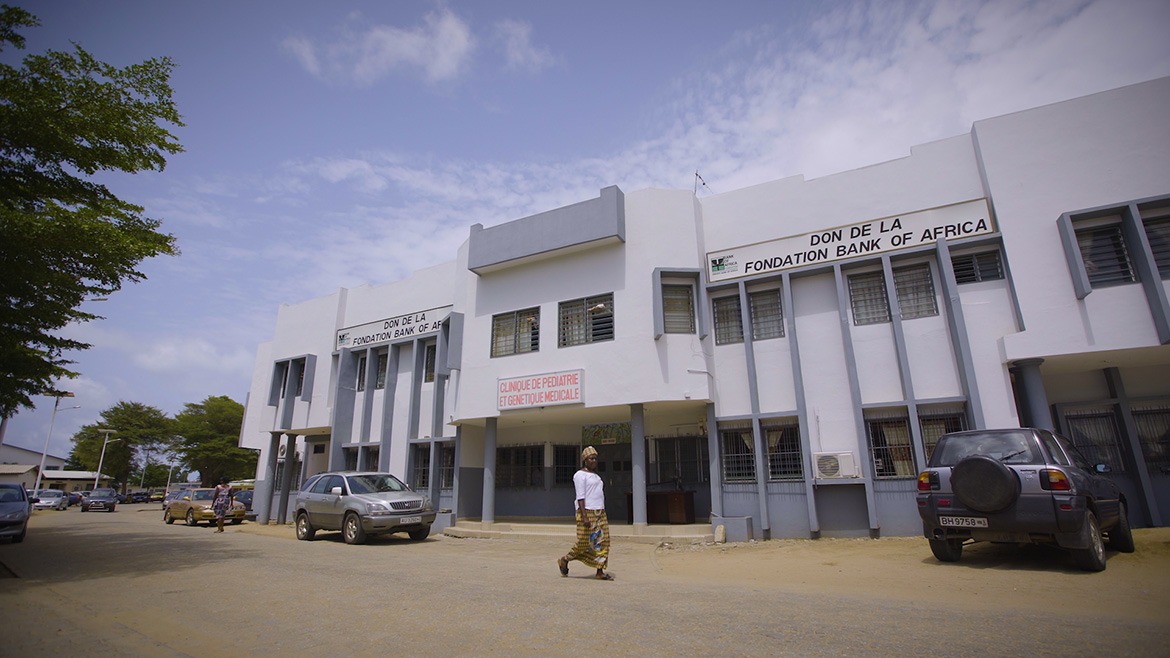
595, 572, 614, 581
558, 557, 569, 576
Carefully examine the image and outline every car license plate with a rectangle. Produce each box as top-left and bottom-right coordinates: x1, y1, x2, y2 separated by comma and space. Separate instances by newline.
939, 516, 988, 528
401, 516, 421, 524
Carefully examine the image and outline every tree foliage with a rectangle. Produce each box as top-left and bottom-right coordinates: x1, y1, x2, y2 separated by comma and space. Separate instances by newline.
69, 401, 174, 492
0, 5, 183, 418
174, 396, 257, 486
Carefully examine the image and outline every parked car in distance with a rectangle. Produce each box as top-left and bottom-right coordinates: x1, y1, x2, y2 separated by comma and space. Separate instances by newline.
129, 491, 150, 504
164, 488, 246, 527
149, 490, 166, 503
917, 427, 1134, 572
0, 483, 33, 543
30, 489, 68, 511
82, 488, 119, 512
294, 472, 435, 545
163, 490, 183, 510
233, 489, 254, 512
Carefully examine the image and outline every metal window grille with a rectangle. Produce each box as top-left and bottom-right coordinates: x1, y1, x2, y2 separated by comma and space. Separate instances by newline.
1132, 402, 1170, 469
497, 445, 544, 488
295, 362, 305, 396
763, 420, 802, 481
343, 447, 358, 471
1142, 216, 1170, 279
363, 447, 379, 471
439, 445, 455, 489
662, 284, 696, 334
424, 344, 436, 383
866, 414, 916, 478
491, 308, 540, 357
1063, 405, 1126, 472
559, 293, 614, 347
554, 445, 578, 484
952, 251, 1004, 284
356, 356, 367, 392
718, 421, 756, 482
1076, 224, 1137, 287
375, 352, 387, 389
712, 296, 743, 345
274, 458, 303, 491
919, 406, 967, 463
649, 436, 709, 484
749, 289, 784, 340
894, 263, 939, 319
412, 446, 429, 489
848, 271, 890, 325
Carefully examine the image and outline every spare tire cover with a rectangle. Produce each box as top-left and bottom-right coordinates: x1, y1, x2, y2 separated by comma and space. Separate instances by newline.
950, 455, 1021, 513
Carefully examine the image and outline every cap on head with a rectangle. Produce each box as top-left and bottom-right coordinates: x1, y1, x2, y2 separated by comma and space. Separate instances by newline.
582, 446, 598, 461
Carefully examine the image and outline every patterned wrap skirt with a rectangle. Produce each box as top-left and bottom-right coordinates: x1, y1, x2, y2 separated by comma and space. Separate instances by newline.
566, 509, 610, 569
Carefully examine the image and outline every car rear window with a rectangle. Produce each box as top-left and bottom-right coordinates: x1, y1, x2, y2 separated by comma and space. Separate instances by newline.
929, 430, 1044, 467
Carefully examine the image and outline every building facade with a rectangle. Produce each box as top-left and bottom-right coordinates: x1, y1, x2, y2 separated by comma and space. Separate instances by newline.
240, 77, 1170, 538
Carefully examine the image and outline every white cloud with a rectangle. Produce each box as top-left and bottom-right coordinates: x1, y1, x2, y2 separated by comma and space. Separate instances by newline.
494, 19, 556, 74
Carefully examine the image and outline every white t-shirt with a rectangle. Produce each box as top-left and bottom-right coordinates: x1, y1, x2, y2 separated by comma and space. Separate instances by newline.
573, 469, 605, 511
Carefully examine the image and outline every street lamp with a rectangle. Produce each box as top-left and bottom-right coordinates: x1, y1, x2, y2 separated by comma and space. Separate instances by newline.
33, 392, 80, 494
94, 429, 120, 491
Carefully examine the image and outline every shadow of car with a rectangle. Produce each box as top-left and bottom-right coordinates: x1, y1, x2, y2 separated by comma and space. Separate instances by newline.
0, 484, 33, 543
164, 488, 245, 527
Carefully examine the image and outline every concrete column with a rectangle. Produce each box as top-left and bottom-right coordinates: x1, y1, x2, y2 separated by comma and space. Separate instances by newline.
706, 404, 723, 518
276, 433, 297, 524
256, 432, 282, 524
630, 404, 647, 528
427, 440, 440, 509
1012, 359, 1052, 430
481, 417, 497, 524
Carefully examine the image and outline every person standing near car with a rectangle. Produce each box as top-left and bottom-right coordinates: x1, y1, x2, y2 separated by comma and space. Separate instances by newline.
212, 477, 233, 533
557, 446, 614, 580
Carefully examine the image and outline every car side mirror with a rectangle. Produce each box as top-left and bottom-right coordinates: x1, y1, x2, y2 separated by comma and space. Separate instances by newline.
330, 486, 344, 496
30, 497, 39, 504
1094, 463, 1112, 474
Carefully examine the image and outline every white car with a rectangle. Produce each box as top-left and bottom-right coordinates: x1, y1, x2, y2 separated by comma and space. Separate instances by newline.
30, 489, 68, 511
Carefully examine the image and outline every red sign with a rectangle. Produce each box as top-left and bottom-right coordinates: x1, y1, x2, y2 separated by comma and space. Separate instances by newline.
497, 370, 583, 410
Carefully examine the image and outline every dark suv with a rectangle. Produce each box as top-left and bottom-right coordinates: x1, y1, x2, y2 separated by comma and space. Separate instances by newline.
917, 428, 1134, 571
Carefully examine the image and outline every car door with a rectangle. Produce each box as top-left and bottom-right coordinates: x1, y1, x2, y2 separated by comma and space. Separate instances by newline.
318, 475, 346, 530
1055, 433, 1121, 528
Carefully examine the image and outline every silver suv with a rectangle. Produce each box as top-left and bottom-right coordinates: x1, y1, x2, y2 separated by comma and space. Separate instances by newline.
917, 428, 1134, 571
294, 472, 435, 545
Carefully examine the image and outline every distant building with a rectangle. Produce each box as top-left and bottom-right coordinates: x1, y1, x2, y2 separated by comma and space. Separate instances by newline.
241, 77, 1170, 538
0, 443, 67, 471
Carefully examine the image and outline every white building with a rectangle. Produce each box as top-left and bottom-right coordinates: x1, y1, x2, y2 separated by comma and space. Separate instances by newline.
240, 77, 1170, 539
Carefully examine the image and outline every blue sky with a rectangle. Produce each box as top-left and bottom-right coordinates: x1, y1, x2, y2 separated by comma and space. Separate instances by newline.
4, 0, 1170, 460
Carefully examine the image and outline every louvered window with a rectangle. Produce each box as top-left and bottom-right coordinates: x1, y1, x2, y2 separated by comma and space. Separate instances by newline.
423, 344, 436, 382
848, 271, 890, 325
1076, 224, 1137, 287
558, 293, 614, 347
1143, 216, 1170, 279
893, 263, 938, 319
749, 289, 784, 340
375, 352, 388, 389
952, 251, 1004, 284
491, 308, 540, 357
356, 355, 367, 392
662, 284, 695, 334
712, 296, 743, 345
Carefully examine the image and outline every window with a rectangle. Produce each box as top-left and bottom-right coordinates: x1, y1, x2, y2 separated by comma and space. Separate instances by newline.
439, 445, 455, 489
952, 250, 1004, 283
554, 445, 579, 485
559, 293, 614, 347
491, 308, 540, 357
866, 413, 916, 478
375, 352, 388, 389
274, 457, 303, 491
497, 445, 544, 487
412, 445, 430, 490
363, 446, 379, 471
424, 344, 436, 383
662, 284, 695, 334
749, 289, 784, 340
650, 436, 709, 484
1076, 224, 1137, 287
1133, 402, 1170, 469
718, 421, 755, 482
1063, 405, 1126, 471
848, 271, 889, 325
295, 363, 305, 396
356, 355, 367, 392
1142, 215, 1170, 279
763, 419, 802, 480
343, 447, 358, 471
848, 265, 939, 325
712, 296, 743, 345
278, 362, 289, 398
918, 406, 967, 462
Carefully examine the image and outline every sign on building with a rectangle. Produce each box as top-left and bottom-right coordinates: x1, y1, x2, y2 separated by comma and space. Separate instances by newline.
336, 306, 452, 351
498, 370, 584, 410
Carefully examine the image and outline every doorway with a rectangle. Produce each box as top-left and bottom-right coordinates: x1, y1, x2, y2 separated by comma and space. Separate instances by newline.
595, 443, 632, 522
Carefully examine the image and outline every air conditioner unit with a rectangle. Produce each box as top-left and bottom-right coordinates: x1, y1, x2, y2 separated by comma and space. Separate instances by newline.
814, 451, 859, 479
278, 444, 286, 458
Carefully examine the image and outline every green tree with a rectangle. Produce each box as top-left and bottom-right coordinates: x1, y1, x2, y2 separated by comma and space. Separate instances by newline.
174, 396, 257, 486
0, 5, 183, 419
69, 401, 175, 491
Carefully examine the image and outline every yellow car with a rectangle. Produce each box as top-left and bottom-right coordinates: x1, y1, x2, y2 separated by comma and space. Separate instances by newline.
163, 488, 246, 527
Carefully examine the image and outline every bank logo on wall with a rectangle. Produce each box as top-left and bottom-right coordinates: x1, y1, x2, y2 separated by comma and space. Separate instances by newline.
710, 255, 737, 275
336, 332, 351, 348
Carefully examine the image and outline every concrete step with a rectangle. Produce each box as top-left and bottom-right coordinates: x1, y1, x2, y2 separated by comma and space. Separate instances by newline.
444, 520, 714, 545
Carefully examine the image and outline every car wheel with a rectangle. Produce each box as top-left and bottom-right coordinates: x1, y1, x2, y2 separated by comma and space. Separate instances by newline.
343, 512, 367, 545
81, 506, 87, 512
408, 526, 430, 541
928, 537, 964, 562
230, 518, 243, 525
164, 509, 174, 524
186, 509, 198, 527
13, 524, 26, 543
1072, 511, 1107, 572
950, 455, 1021, 513
295, 512, 316, 541
1108, 502, 1135, 553
109, 505, 116, 513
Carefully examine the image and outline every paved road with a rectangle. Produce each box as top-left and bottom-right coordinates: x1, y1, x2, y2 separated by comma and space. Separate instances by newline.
2, 505, 1168, 657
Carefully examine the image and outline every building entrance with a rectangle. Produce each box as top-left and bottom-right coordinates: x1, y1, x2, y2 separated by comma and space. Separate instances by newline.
595, 443, 632, 522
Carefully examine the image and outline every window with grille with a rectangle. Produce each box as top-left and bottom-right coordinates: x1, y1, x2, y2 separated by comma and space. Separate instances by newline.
559, 293, 614, 347
424, 344, 436, 383
363, 447, 379, 471
848, 271, 890, 325
295, 362, 305, 396
650, 436, 709, 484
919, 406, 967, 463
278, 362, 289, 398
491, 308, 540, 357
763, 420, 802, 480
712, 296, 743, 345
1133, 402, 1170, 469
439, 445, 455, 489
750, 289, 784, 340
356, 355, 367, 392
662, 284, 696, 334
554, 445, 579, 484
375, 352, 388, 389
1076, 224, 1137, 287
497, 445, 544, 487
718, 421, 755, 482
894, 263, 939, 319
274, 458, 303, 491
1062, 405, 1126, 472
866, 413, 916, 478
343, 447, 358, 471
412, 445, 430, 489
952, 250, 1004, 284
1143, 215, 1170, 279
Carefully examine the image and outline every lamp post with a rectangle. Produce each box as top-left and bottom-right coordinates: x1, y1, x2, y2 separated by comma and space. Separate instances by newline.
33, 392, 79, 494
94, 429, 119, 491
139, 446, 152, 489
